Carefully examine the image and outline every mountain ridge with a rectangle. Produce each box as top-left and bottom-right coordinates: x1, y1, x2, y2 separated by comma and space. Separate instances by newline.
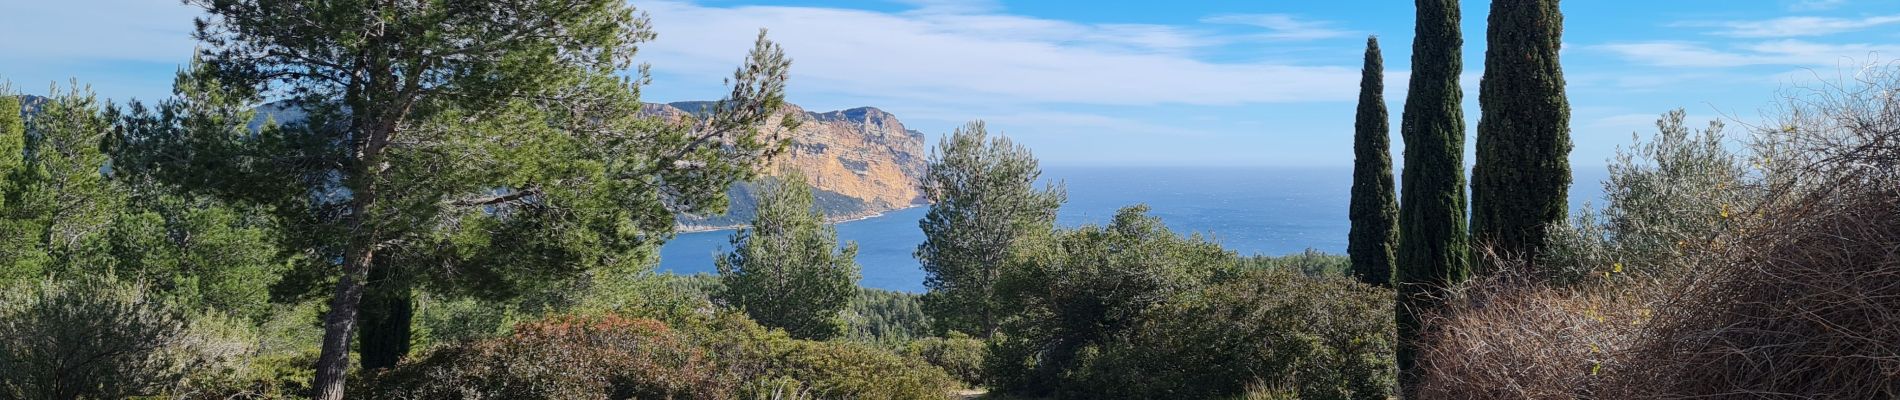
644, 101, 929, 232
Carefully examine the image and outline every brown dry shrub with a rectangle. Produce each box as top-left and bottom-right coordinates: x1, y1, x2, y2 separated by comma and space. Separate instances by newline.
1412, 269, 1649, 399
1617, 191, 1900, 399
1417, 62, 1900, 399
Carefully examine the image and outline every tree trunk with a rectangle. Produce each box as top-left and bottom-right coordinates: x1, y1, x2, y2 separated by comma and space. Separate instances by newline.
312, 106, 393, 399
313, 248, 372, 400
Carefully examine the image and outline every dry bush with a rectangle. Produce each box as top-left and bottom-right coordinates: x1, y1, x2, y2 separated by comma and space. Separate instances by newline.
1418, 62, 1900, 399
1613, 63, 1900, 398
1413, 258, 1662, 399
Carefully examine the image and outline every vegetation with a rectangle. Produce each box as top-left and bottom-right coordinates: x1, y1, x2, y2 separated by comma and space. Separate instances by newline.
1073, 269, 1393, 400
841, 287, 935, 348
915, 121, 1065, 337
153, 0, 795, 396
1471, 0, 1572, 265
1243, 249, 1353, 277
6, 1, 1892, 399
716, 174, 861, 340
369, 311, 959, 400
1393, 0, 1470, 386
0, 277, 251, 400
983, 206, 1395, 398
1415, 65, 1900, 399
1348, 35, 1398, 287
905, 332, 987, 387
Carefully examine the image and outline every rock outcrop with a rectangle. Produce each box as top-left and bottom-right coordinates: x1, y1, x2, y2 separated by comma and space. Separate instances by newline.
648, 101, 929, 231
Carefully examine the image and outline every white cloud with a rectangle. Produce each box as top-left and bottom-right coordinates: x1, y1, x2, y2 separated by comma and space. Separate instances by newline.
636, 1, 1360, 106
1681, 14, 1900, 38
1596, 40, 1899, 68
1200, 14, 1353, 41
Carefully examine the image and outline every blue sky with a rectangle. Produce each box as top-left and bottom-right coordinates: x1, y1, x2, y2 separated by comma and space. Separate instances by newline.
3, 0, 1897, 167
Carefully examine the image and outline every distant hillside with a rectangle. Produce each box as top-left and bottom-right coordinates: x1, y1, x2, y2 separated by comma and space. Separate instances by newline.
644, 101, 929, 232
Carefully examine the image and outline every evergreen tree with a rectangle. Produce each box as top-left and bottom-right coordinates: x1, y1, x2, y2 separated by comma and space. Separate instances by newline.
1471, 0, 1572, 265
8, 87, 119, 275
0, 84, 285, 322
1395, 0, 1470, 387
916, 121, 1065, 337
1349, 36, 1399, 287
716, 173, 861, 340
144, 2, 794, 396
0, 93, 43, 282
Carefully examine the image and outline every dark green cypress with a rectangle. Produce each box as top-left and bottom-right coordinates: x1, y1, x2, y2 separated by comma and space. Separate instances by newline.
1349, 36, 1399, 287
1471, 0, 1571, 266
356, 262, 414, 371
1395, 0, 1469, 388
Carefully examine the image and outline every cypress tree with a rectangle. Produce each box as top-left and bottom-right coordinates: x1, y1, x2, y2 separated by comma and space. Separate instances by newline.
1471, 0, 1571, 266
1349, 36, 1399, 287
356, 263, 413, 371
1395, 0, 1469, 387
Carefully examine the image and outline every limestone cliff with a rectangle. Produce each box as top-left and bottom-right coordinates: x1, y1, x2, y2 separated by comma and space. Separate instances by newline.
648, 101, 929, 231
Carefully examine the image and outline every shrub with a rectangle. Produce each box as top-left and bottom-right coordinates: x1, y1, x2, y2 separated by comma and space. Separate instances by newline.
0, 277, 248, 399
1537, 109, 1758, 284
370, 310, 960, 400
766, 339, 959, 399
1418, 64, 1900, 399
1072, 269, 1395, 400
986, 205, 1236, 396
366, 314, 740, 400
905, 332, 986, 387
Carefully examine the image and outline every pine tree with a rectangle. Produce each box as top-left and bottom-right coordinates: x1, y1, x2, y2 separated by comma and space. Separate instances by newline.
716, 173, 861, 340
1471, 0, 1572, 265
1395, 0, 1470, 387
1349, 36, 1399, 287
148, 2, 795, 396
916, 121, 1065, 337
0, 93, 41, 282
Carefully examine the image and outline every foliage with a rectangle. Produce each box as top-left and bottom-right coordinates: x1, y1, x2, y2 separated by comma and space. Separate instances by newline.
764, 337, 960, 399
1470, 0, 1571, 265
916, 121, 1065, 337
0, 278, 251, 400
1540, 110, 1754, 284
3, 85, 119, 281
1241, 249, 1352, 277
0, 93, 40, 283
366, 314, 739, 400
905, 332, 987, 387
158, 0, 797, 394
840, 287, 934, 348
0, 86, 285, 322
1418, 64, 1900, 399
1070, 269, 1395, 400
1348, 35, 1398, 287
986, 205, 1237, 396
716, 174, 861, 340
370, 310, 958, 400
1394, 0, 1470, 385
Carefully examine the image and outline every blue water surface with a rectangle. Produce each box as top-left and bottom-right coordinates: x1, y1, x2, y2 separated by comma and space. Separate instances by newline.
658, 166, 1612, 292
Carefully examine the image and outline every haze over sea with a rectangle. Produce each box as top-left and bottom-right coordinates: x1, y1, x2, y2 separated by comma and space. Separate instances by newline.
660, 166, 1612, 292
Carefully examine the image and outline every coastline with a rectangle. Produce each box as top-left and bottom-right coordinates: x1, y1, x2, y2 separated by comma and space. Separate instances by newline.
674, 204, 926, 234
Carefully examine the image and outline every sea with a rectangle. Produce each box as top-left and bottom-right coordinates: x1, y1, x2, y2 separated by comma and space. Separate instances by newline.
657, 166, 1613, 292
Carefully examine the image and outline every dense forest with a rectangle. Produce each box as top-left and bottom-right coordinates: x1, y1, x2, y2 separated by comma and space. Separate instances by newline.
3, 0, 1898, 399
